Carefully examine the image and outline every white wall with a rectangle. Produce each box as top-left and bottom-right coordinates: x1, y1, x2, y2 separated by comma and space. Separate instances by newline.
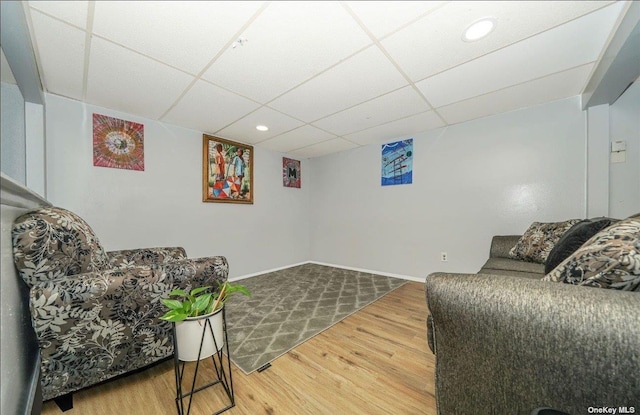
309, 97, 587, 279
1, 82, 26, 184
45, 92, 624, 281
609, 81, 640, 218
24, 102, 46, 198
586, 104, 611, 217
45, 94, 310, 278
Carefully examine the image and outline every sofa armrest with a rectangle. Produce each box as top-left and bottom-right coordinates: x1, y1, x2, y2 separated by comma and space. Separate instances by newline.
488, 235, 521, 258
426, 314, 435, 354
425, 272, 640, 415
107, 247, 187, 268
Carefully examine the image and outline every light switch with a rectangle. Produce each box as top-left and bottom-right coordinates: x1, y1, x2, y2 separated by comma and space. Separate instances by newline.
611, 140, 626, 152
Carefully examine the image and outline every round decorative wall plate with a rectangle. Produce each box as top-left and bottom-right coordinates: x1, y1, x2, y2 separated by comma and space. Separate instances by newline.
93, 113, 144, 171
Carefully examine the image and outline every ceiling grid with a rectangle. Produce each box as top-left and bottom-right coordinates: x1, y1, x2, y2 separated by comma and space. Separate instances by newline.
23, 0, 627, 158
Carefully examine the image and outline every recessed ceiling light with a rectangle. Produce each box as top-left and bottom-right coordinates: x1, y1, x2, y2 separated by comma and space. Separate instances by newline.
462, 17, 497, 42
256, 125, 269, 132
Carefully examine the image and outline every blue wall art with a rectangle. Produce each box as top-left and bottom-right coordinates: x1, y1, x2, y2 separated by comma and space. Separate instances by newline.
381, 138, 413, 186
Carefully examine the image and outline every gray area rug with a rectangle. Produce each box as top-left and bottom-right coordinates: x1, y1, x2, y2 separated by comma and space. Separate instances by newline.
224, 263, 407, 374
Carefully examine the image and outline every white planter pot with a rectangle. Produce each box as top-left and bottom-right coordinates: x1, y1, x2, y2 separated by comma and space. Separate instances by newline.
175, 307, 224, 362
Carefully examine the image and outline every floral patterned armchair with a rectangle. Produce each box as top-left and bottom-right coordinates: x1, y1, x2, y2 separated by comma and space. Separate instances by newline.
11, 207, 228, 410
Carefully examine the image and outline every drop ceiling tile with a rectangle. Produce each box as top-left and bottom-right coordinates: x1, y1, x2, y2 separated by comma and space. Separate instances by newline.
203, 1, 372, 103
1, 48, 17, 84
382, 0, 615, 82
269, 45, 408, 122
345, 1, 445, 39
216, 106, 305, 144
29, 0, 88, 29
23, 0, 630, 161
162, 80, 261, 134
312, 86, 431, 136
86, 38, 194, 119
289, 138, 360, 159
345, 111, 444, 146
416, 2, 624, 108
437, 63, 594, 125
258, 125, 336, 153
92, 1, 264, 75
29, 10, 85, 99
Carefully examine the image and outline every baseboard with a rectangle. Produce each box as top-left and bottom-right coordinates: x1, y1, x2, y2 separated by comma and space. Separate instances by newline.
308, 261, 426, 282
229, 260, 426, 283
228, 261, 309, 282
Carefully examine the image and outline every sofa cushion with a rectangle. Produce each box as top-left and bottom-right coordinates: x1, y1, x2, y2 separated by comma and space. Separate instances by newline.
509, 219, 580, 264
542, 217, 640, 291
481, 258, 545, 275
544, 217, 617, 274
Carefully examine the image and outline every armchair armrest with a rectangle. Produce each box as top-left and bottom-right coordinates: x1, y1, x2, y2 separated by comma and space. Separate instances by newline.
28, 255, 228, 401
158, 256, 229, 288
425, 272, 640, 415
107, 247, 187, 268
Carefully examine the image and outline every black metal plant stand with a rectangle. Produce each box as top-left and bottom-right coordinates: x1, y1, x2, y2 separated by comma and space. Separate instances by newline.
172, 307, 235, 415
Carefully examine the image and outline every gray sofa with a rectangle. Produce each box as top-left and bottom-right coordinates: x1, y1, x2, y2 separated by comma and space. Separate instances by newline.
425, 235, 640, 415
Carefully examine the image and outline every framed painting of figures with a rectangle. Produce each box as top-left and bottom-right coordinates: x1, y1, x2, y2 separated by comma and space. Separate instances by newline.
203, 134, 253, 204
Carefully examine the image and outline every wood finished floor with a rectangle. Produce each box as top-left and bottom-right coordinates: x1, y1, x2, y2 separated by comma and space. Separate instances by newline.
41, 282, 436, 415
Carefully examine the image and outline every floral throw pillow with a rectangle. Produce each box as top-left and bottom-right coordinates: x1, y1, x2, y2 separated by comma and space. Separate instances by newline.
542, 217, 640, 291
509, 219, 580, 263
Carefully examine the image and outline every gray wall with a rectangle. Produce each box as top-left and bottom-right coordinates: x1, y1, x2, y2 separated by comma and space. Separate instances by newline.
1, 82, 26, 184
309, 97, 588, 279
44, 93, 311, 279
609, 81, 640, 218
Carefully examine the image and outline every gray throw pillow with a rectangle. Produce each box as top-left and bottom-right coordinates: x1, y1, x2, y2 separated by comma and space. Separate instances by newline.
544, 217, 617, 274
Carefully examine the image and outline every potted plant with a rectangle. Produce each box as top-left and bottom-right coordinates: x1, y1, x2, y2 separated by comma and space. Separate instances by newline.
160, 281, 251, 361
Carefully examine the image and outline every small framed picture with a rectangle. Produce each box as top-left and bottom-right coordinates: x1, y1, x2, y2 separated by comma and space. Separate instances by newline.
283, 157, 301, 188
381, 138, 413, 186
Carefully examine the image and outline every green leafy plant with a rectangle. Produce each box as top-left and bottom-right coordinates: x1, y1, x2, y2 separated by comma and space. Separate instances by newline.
159, 281, 251, 322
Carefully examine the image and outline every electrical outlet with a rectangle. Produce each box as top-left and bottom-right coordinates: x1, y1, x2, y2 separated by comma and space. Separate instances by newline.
441, 252, 448, 262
